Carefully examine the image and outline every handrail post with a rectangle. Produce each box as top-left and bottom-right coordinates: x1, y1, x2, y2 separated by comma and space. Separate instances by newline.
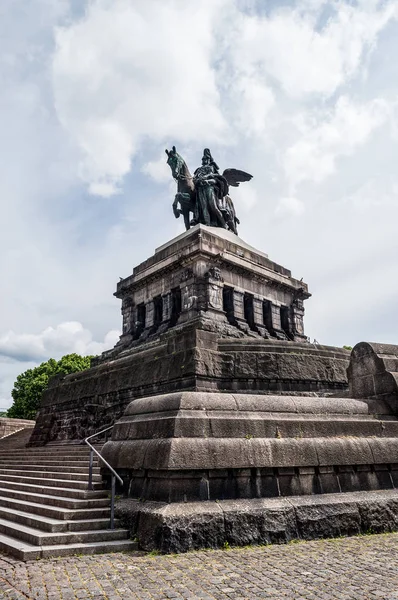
84, 425, 123, 531
88, 447, 94, 491
110, 474, 116, 530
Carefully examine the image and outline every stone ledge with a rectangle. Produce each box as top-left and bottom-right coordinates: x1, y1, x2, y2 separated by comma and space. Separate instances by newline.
0, 418, 35, 440
116, 489, 398, 553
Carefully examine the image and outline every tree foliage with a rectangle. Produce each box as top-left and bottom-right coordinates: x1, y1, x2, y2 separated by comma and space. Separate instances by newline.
7, 354, 92, 420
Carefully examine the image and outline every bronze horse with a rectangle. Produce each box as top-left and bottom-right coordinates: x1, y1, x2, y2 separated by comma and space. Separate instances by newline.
165, 146, 252, 233
165, 147, 196, 230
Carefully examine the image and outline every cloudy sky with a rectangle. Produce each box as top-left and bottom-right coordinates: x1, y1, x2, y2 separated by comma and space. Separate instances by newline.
1, 0, 398, 410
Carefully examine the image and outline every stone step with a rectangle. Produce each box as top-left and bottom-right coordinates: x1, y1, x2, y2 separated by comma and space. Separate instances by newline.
0, 495, 111, 520
0, 442, 130, 559
0, 450, 99, 457
0, 473, 103, 490
0, 446, 93, 453
0, 487, 110, 509
0, 468, 102, 482
0, 444, 102, 452
0, 479, 107, 499
0, 506, 118, 533
0, 463, 101, 475
0, 459, 99, 467
0, 531, 137, 561
120, 414, 398, 440
0, 518, 129, 547
0, 450, 97, 458
0, 454, 99, 462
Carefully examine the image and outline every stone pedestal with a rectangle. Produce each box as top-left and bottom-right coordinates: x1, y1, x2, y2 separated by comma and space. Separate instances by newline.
101, 224, 311, 357
29, 224, 381, 554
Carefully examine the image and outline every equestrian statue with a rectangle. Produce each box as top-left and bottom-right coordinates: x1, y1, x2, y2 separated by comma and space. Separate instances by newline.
165, 146, 252, 235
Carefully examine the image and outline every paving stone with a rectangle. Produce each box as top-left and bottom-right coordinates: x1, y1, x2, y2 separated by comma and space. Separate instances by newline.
3, 533, 398, 599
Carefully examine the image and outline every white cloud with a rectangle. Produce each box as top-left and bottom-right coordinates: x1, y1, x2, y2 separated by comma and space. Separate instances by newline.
142, 154, 171, 183
284, 96, 393, 187
343, 178, 398, 211
2, 0, 398, 410
0, 322, 120, 362
52, 0, 229, 196
275, 196, 305, 217
229, 0, 397, 99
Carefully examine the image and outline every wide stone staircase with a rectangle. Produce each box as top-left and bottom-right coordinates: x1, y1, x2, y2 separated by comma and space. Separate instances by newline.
0, 440, 136, 560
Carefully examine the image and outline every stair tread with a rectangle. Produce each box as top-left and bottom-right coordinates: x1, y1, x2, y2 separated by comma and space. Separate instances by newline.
0, 480, 106, 494
0, 469, 101, 479
0, 465, 101, 472
0, 487, 109, 504
0, 444, 130, 560
0, 506, 67, 526
0, 517, 128, 539
0, 495, 110, 517
0, 531, 137, 560
0, 505, 111, 525
0, 474, 99, 486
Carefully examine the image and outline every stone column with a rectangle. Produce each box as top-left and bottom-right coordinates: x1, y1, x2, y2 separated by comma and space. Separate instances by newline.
152, 291, 172, 336
253, 297, 268, 337
271, 303, 287, 340
138, 299, 154, 342
232, 290, 245, 321
145, 299, 155, 329
112, 295, 134, 348
233, 290, 250, 334
292, 299, 306, 341
121, 296, 134, 336
162, 291, 172, 322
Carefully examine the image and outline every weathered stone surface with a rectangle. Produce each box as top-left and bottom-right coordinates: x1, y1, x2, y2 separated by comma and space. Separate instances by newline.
101, 390, 398, 503
27, 226, 350, 446
30, 325, 350, 445
222, 498, 298, 546
315, 438, 374, 466
115, 490, 398, 553
116, 499, 225, 553
293, 495, 361, 539
357, 493, 398, 532
348, 342, 398, 413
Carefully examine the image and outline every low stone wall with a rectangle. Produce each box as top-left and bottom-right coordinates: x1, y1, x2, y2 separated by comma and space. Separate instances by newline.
348, 342, 398, 413
0, 418, 35, 439
116, 490, 398, 553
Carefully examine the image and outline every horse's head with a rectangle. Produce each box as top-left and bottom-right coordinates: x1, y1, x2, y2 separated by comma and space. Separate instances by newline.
165, 145, 184, 180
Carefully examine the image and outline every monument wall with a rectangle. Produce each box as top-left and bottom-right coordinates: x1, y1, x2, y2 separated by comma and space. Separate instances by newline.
23, 146, 398, 552
29, 226, 349, 446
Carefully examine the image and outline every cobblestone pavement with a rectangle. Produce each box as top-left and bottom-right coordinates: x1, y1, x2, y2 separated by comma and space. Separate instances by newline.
2, 534, 398, 600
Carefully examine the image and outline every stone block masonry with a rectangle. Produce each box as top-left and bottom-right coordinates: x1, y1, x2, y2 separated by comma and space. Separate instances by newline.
29, 224, 350, 445
115, 490, 398, 553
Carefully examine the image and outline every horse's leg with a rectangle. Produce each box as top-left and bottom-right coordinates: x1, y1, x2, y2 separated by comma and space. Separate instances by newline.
183, 208, 190, 230
173, 195, 182, 219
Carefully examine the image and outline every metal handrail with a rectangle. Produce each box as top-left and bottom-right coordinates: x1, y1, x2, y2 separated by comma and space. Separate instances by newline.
84, 425, 123, 529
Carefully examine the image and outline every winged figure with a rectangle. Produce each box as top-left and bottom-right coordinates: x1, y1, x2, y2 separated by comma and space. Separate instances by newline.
165, 146, 252, 234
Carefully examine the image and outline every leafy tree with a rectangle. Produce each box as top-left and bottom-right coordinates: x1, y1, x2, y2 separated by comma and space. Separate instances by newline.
0, 411, 7, 417
7, 354, 92, 420
343, 345, 353, 351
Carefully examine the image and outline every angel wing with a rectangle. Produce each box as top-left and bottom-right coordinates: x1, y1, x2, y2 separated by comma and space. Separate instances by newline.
222, 168, 253, 188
